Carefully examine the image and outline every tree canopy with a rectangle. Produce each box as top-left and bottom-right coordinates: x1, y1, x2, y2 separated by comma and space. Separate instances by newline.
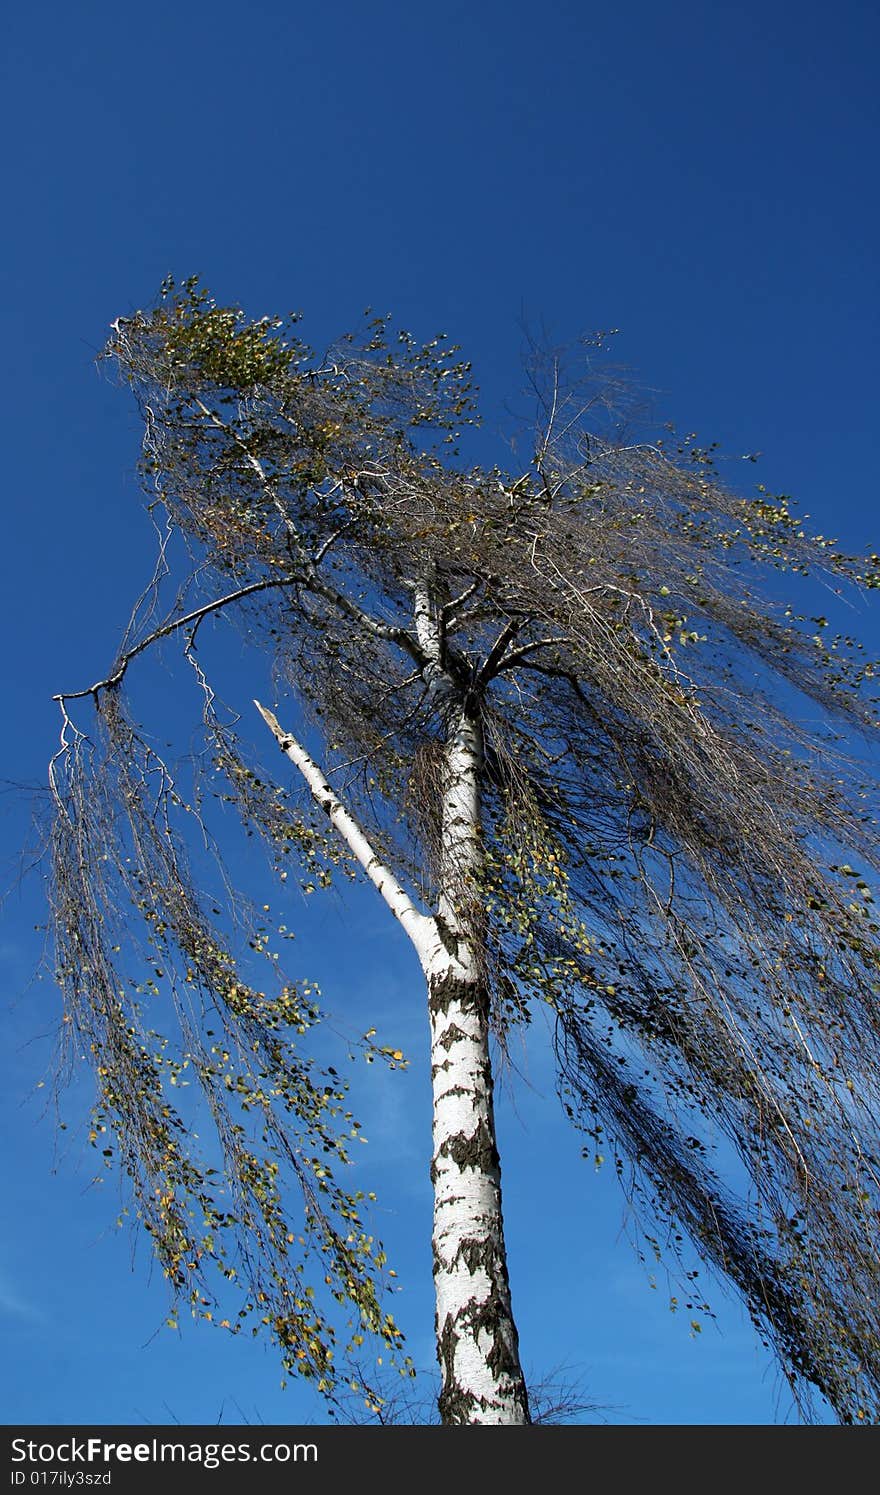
50, 277, 880, 1423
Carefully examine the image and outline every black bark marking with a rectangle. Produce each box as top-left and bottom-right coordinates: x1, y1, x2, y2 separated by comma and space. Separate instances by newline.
439, 1119, 499, 1175
436, 1318, 479, 1425
462, 1284, 527, 1406
428, 970, 487, 1019
436, 1021, 469, 1052
451, 1236, 497, 1273
433, 915, 460, 958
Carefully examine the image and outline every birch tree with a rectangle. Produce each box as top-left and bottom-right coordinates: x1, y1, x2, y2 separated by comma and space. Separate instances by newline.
49, 278, 880, 1425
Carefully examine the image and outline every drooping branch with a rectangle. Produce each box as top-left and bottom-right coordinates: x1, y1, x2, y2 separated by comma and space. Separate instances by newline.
48, 684, 409, 1402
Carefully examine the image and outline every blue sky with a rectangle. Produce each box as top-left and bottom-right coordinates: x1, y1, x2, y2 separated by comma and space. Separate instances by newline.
1, 0, 877, 1427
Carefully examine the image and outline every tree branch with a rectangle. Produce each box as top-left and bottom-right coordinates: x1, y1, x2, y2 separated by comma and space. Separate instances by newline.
475, 616, 524, 688
491, 635, 574, 677
303, 569, 427, 665
53, 575, 304, 703
192, 396, 427, 668
254, 700, 436, 966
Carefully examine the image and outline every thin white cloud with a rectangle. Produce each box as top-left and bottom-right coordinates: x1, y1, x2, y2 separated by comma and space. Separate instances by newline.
0, 1272, 45, 1325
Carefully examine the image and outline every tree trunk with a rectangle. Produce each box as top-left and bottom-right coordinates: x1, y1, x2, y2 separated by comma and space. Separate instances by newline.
254, 693, 531, 1424
423, 705, 531, 1425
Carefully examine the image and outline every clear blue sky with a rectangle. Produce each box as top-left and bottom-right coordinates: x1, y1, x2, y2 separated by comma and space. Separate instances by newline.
1, 0, 877, 1427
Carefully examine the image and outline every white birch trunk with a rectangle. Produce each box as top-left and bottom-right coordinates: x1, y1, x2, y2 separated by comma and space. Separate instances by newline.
425, 704, 530, 1424
256, 686, 530, 1425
